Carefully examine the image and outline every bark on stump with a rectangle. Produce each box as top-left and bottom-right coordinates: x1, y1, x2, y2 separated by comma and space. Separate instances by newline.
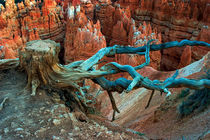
20, 40, 60, 96
19, 40, 88, 111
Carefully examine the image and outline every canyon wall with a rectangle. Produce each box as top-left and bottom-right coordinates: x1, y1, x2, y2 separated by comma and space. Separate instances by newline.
118, 0, 210, 70
64, 5, 106, 63
64, 1, 162, 70
1, 0, 209, 70
0, 0, 65, 59
95, 2, 162, 69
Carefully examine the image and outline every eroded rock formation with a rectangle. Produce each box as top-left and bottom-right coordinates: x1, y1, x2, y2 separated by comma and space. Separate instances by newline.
1, 0, 209, 71
95, 2, 162, 69
118, 0, 210, 70
64, 5, 106, 63
0, 0, 65, 58
63, 2, 163, 71
0, 1, 209, 139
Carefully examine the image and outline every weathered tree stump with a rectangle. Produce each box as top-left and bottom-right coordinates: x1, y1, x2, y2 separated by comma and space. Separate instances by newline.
20, 40, 61, 96
19, 40, 90, 111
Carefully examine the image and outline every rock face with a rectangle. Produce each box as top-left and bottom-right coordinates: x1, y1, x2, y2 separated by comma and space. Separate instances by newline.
0, 46, 16, 59
1, 0, 209, 69
118, 0, 210, 70
94, 52, 210, 139
64, 5, 106, 63
95, 3, 162, 69
80, 0, 94, 20
64, 2, 162, 70
0, 69, 142, 140
0, 0, 65, 59
63, 0, 210, 70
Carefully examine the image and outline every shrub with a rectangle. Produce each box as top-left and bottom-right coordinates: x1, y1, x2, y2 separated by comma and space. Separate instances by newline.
178, 88, 210, 117
176, 88, 190, 99
178, 69, 210, 117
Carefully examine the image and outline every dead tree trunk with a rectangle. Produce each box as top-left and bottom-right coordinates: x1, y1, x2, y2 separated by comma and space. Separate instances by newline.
19, 40, 96, 111
1, 39, 210, 119
0, 58, 19, 70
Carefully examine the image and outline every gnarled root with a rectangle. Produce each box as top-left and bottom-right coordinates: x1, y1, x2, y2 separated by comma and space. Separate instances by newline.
0, 97, 8, 112
107, 91, 120, 121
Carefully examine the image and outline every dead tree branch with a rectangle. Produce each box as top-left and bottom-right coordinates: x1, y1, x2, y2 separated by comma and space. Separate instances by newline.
0, 39, 209, 116
0, 58, 19, 70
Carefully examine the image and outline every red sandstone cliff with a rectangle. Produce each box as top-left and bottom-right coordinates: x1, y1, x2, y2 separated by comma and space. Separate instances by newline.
64, 5, 106, 63
117, 0, 210, 70
63, 1, 106, 63
63, 1, 162, 70
1, 0, 209, 71
95, 2, 162, 69
0, 0, 65, 58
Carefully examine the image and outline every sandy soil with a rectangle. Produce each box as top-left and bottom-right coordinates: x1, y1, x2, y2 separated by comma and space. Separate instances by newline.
0, 69, 145, 140
129, 92, 210, 140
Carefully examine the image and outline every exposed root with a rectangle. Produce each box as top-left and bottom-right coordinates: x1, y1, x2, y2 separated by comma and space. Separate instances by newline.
31, 76, 40, 96
112, 110, 116, 122
145, 90, 155, 109
107, 91, 120, 121
0, 39, 209, 118
0, 97, 8, 111
0, 58, 19, 70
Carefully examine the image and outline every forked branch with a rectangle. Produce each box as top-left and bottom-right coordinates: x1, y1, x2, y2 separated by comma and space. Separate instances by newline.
0, 39, 209, 118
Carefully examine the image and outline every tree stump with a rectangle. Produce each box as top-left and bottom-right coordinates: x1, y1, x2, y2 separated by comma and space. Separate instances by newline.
19, 40, 95, 111
20, 40, 61, 96
7, 39, 210, 118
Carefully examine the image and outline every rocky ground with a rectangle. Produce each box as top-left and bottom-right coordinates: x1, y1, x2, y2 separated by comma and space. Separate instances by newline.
130, 92, 210, 140
94, 53, 210, 140
0, 69, 146, 140
0, 1, 210, 140
0, 55, 209, 140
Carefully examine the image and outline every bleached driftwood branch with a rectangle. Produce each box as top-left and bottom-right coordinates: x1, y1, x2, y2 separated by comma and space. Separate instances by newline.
0, 58, 19, 70
0, 39, 209, 118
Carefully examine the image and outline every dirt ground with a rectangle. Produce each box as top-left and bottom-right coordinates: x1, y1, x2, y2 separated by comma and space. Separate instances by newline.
0, 68, 209, 140
0, 69, 146, 140
130, 93, 210, 140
